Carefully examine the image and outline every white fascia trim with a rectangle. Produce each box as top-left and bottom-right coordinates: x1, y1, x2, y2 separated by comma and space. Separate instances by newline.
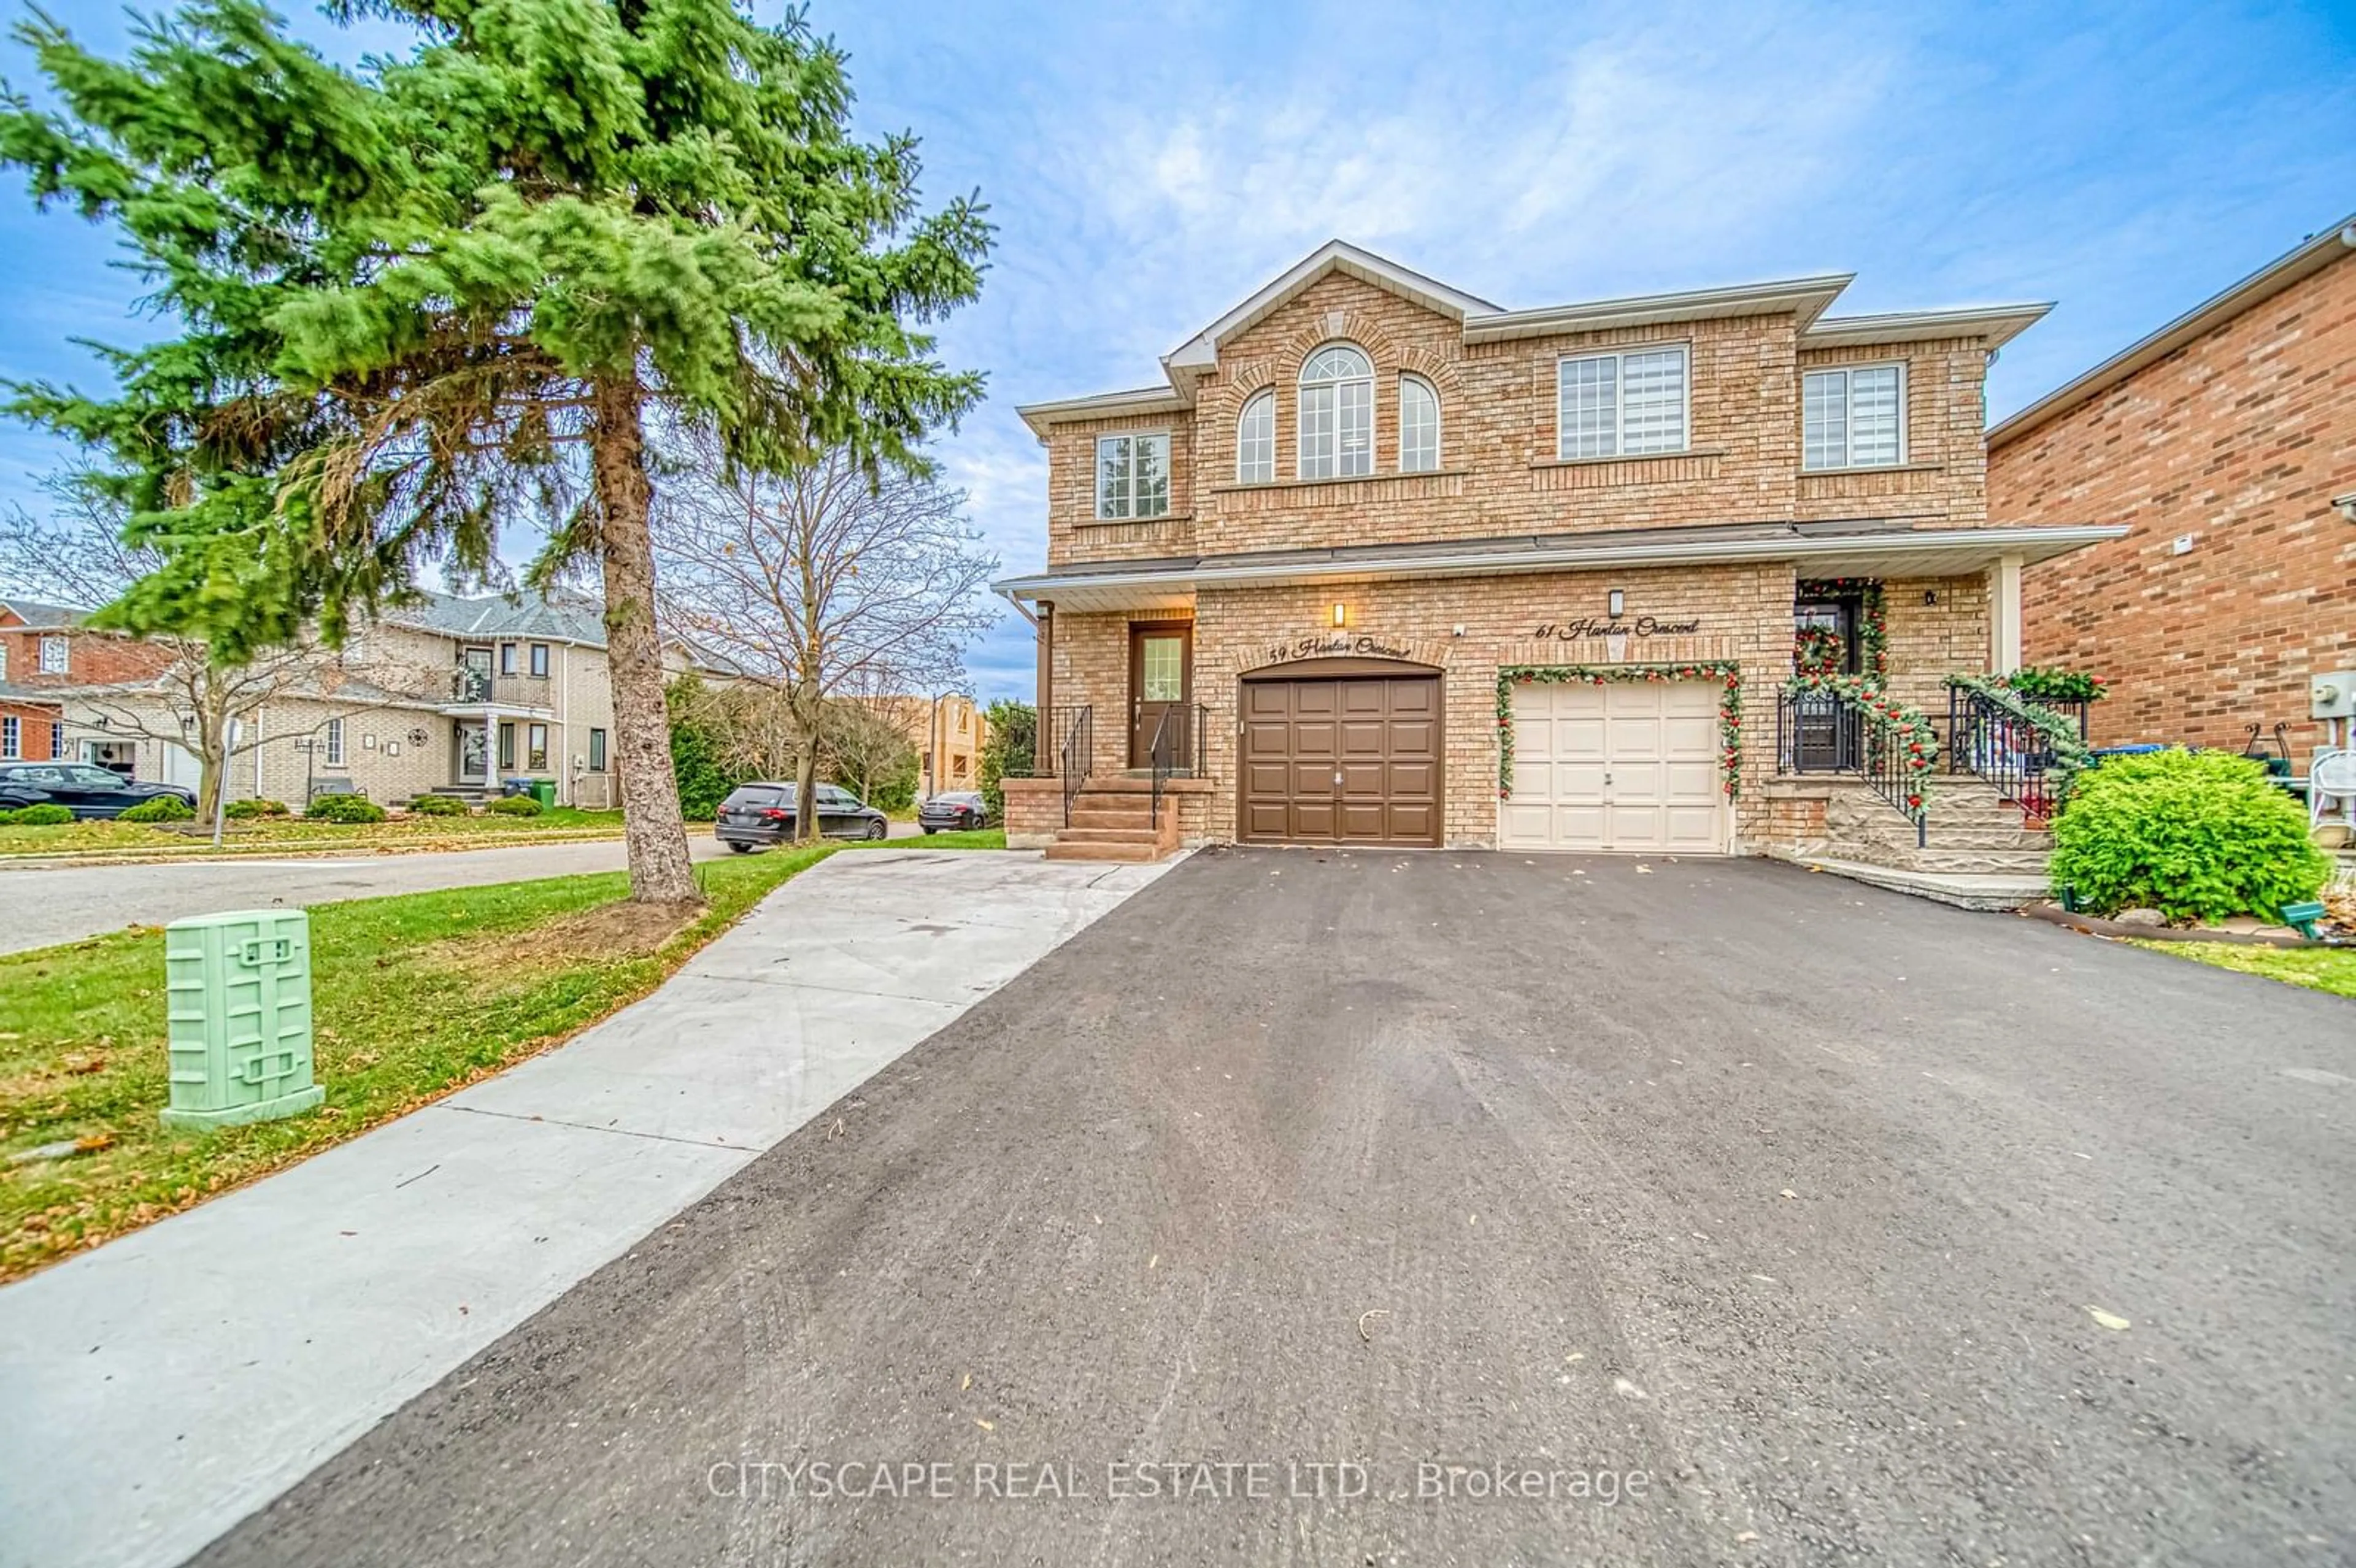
1165, 240, 1501, 372
1990, 212, 2356, 448
1461, 274, 1855, 344
1015, 386, 1193, 439
994, 525, 2129, 602
1802, 303, 2053, 350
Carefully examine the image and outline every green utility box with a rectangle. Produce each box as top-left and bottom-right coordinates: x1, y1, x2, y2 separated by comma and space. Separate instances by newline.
531, 778, 557, 809
160, 910, 324, 1131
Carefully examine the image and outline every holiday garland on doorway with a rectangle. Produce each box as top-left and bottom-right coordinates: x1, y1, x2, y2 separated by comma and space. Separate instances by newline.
1497, 663, 1744, 801
1782, 669, 1939, 818
1795, 578, 1888, 683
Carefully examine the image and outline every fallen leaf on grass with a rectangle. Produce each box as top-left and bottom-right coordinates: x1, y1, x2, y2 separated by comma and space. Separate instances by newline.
72, 1132, 115, 1154
2085, 1306, 2131, 1332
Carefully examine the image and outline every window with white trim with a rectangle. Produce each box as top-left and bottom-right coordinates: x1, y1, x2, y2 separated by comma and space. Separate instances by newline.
1803, 364, 1904, 469
323, 717, 345, 767
1095, 433, 1171, 519
1, 717, 17, 758
0, 644, 9, 680
1556, 346, 1688, 459
1298, 344, 1373, 480
1398, 374, 1439, 472
38, 635, 68, 674
1235, 390, 1274, 483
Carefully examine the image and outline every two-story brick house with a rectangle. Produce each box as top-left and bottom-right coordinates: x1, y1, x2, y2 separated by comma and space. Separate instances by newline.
0, 598, 177, 765
995, 242, 2122, 858
1992, 213, 2356, 771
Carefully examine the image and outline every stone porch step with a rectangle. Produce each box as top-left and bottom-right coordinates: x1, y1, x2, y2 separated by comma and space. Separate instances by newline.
1052, 826, 1164, 846
1776, 853, 2049, 912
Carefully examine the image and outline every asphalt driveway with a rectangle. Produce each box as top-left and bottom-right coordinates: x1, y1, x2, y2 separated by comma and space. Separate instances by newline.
194, 848, 2356, 1567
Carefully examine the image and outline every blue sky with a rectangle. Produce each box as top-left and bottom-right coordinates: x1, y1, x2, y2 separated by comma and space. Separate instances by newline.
1, 1, 2351, 703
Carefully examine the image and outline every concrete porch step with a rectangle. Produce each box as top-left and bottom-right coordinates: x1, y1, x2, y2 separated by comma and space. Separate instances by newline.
1043, 839, 1168, 863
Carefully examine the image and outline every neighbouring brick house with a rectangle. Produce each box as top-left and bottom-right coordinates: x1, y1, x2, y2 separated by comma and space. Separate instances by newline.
995, 241, 2123, 862
1992, 214, 2356, 771
3, 588, 727, 808
0, 598, 176, 764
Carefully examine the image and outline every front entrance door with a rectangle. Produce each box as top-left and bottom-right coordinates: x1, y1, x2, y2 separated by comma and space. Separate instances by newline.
456, 722, 488, 783
1128, 623, 1192, 767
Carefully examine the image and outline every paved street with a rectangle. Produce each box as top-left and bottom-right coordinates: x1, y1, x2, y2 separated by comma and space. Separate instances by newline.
183, 848, 2355, 1567
0, 824, 923, 955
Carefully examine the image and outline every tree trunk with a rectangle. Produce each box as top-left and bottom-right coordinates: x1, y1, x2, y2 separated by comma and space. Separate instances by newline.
791, 679, 822, 845
193, 699, 224, 824
590, 373, 703, 906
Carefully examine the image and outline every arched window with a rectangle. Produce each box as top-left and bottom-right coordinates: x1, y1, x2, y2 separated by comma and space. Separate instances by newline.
1298, 344, 1372, 480
1236, 389, 1274, 483
1398, 374, 1439, 472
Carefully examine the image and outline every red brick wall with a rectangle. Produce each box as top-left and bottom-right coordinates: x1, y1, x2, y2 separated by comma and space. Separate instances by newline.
0, 700, 64, 759
0, 624, 177, 689
1993, 247, 2356, 767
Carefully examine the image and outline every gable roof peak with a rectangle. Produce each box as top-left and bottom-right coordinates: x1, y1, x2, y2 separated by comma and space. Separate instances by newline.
1163, 239, 1501, 380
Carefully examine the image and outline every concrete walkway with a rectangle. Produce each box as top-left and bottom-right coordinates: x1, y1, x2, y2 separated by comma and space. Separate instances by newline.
0, 848, 1175, 1568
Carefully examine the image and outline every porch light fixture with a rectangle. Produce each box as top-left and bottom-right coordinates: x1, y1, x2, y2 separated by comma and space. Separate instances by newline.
1607, 590, 1625, 617
1923, 589, 1938, 605
1331, 602, 1347, 629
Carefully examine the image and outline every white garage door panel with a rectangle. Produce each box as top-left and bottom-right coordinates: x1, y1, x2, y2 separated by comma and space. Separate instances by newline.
1502, 680, 1728, 853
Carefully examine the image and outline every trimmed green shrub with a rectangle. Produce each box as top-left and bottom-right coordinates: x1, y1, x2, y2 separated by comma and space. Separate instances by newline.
2050, 748, 2330, 923
119, 794, 196, 822
304, 793, 387, 824
487, 794, 543, 817
4, 803, 75, 826
409, 793, 469, 817
223, 797, 290, 819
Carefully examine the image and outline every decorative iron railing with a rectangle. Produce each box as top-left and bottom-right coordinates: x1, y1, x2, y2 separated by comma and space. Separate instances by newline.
1058, 705, 1091, 828
1145, 701, 1206, 829
1777, 678, 1936, 846
1944, 676, 2093, 828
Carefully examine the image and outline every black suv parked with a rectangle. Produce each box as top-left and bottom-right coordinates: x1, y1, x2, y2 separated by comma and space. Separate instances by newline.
714, 782, 888, 851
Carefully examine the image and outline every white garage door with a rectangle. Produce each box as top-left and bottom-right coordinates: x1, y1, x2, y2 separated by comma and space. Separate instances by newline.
1499, 679, 1728, 853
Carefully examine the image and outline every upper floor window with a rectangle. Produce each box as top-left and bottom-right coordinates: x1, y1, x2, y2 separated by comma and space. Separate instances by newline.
1557, 346, 1688, 460
1298, 344, 1373, 480
1095, 432, 1171, 520
38, 634, 68, 674
1803, 364, 1904, 469
1236, 390, 1275, 483
529, 642, 550, 678
1398, 375, 1440, 472
499, 642, 517, 675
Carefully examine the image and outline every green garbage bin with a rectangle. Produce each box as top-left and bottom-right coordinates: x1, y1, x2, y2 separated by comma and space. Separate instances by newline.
160, 909, 324, 1131
531, 778, 557, 810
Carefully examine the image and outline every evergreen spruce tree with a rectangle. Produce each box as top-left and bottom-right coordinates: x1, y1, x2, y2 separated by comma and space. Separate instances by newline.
0, 0, 989, 903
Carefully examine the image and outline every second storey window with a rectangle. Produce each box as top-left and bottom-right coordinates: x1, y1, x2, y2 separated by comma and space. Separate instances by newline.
1236, 391, 1274, 483
1557, 346, 1688, 459
1398, 375, 1440, 472
1803, 365, 1904, 469
1095, 433, 1171, 519
1298, 344, 1373, 480
39, 635, 69, 674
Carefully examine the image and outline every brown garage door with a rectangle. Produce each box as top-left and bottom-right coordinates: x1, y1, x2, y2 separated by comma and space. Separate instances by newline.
1240, 673, 1441, 846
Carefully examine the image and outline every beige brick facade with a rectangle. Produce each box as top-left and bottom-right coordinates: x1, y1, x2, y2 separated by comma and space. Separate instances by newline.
1993, 233, 2356, 768
1011, 243, 2063, 850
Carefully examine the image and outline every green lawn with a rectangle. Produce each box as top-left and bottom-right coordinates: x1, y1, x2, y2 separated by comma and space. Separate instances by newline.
0, 807, 635, 860
0, 828, 1004, 1280
2138, 941, 2356, 1000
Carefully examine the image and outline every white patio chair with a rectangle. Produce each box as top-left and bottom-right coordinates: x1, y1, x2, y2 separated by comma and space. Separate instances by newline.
2311, 748, 2356, 836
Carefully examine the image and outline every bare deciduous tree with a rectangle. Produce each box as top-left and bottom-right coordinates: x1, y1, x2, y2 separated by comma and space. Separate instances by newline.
0, 485, 429, 826
655, 447, 996, 842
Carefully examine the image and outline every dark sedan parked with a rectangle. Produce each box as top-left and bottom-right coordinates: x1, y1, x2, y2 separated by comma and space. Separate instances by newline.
917, 791, 991, 833
714, 782, 888, 851
0, 762, 196, 818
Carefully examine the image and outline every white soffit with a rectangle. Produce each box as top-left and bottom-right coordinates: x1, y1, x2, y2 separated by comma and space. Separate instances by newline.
1461, 274, 1855, 343
1802, 303, 2052, 351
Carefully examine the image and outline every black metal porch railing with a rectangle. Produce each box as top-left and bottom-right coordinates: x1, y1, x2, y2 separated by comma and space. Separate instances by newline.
1947, 684, 2062, 826
1777, 688, 1928, 847
2019, 694, 2090, 743
1058, 704, 1091, 827
1146, 702, 1207, 829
